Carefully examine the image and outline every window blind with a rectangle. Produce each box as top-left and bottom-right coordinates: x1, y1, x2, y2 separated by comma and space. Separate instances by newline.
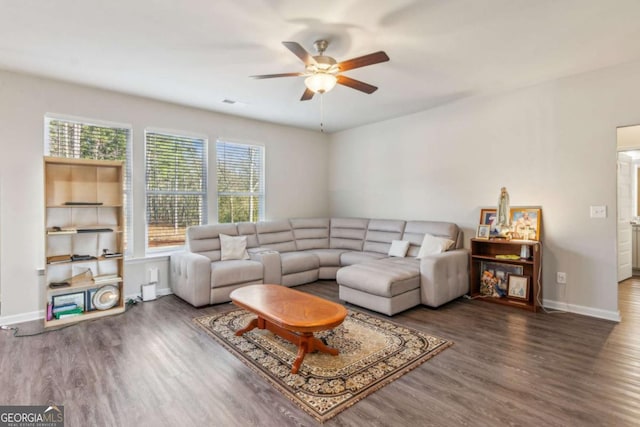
216, 140, 265, 223
145, 131, 207, 249
45, 117, 132, 255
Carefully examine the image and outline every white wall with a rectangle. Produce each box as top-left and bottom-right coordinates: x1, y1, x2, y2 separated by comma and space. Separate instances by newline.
329, 59, 640, 321
0, 70, 329, 321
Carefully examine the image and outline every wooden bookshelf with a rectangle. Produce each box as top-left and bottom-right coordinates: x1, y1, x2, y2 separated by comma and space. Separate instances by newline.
470, 238, 542, 312
44, 157, 125, 327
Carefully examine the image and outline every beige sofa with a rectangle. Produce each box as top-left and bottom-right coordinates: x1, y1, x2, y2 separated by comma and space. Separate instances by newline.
170, 217, 469, 315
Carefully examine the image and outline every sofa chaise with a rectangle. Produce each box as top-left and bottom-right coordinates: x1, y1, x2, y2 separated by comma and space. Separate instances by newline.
170, 217, 469, 315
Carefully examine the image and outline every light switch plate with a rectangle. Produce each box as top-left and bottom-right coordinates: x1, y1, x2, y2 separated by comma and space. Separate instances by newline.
590, 205, 607, 219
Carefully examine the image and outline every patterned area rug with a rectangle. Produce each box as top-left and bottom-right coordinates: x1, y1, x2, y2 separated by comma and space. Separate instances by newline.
194, 308, 452, 422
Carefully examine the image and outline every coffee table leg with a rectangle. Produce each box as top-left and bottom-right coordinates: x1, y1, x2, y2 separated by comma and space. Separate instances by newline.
292, 344, 308, 374
311, 336, 339, 356
235, 317, 259, 336
234, 316, 341, 374
291, 333, 340, 374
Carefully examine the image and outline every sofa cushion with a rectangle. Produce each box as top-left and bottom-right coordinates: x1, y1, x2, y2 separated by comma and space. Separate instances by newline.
303, 248, 346, 267
363, 219, 406, 255
337, 258, 420, 298
340, 251, 386, 266
256, 220, 297, 253
388, 240, 410, 257
416, 233, 455, 258
330, 218, 369, 250
186, 223, 238, 261
290, 218, 330, 250
236, 222, 259, 248
280, 252, 320, 275
210, 260, 263, 288
219, 234, 250, 261
403, 221, 461, 257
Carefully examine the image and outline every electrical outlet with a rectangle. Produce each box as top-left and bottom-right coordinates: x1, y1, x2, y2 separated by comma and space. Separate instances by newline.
557, 272, 567, 284
590, 205, 607, 219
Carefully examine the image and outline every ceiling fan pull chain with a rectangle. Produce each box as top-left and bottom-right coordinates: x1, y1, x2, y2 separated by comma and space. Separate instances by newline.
320, 93, 324, 133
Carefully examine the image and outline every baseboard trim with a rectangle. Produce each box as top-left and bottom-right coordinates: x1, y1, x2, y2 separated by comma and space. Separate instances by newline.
543, 299, 621, 322
0, 309, 45, 326
0, 289, 173, 326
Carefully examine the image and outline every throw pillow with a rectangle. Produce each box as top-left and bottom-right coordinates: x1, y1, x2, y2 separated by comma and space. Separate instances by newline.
388, 240, 410, 257
416, 233, 455, 259
219, 234, 250, 261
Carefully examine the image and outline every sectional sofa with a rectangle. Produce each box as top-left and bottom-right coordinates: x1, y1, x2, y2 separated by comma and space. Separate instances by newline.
170, 218, 469, 315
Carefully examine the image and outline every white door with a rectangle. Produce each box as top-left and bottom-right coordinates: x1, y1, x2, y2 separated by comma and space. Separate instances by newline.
617, 152, 633, 281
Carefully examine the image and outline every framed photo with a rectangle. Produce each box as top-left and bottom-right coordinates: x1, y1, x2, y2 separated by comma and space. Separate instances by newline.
85, 288, 98, 311
508, 274, 530, 300
52, 291, 85, 311
476, 224, 491, 239
479, 208, 499, 237
480, 261, 523, 296
510, 207, 542, 241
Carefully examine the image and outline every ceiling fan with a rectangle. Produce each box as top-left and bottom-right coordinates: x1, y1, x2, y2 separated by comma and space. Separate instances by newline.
251, 40, 390, 101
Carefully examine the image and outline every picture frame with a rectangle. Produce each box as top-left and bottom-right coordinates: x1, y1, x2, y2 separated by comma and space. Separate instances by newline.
85, 288, 98, 311
52, 291, 85, 311
479, 208, 496, 225
510, 207, 542, 241
479, 208, 499, 237
507, 274, 530, 300
480, 261, 524, 295
476, 224, 491, 239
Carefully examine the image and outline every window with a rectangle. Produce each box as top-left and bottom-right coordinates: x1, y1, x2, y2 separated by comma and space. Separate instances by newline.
145, 131, 207, 250
216, 140, 265, 223
45, 115, 133, 255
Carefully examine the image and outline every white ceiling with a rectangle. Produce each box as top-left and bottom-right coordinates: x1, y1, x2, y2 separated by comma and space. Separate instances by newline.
2, 0, 640, 133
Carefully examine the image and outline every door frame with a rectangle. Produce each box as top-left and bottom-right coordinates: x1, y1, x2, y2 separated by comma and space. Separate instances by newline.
616, 123, 640, 289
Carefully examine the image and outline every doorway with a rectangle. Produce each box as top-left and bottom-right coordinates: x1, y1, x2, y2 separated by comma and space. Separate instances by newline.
617, 125, 640, 283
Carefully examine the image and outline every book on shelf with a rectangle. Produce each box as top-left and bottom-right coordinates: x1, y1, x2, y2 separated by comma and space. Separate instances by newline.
93, 274, 122, 284
53, 307, 84, 320
52, 303, 78, 313
495, 254, 521, 260
54, 307, 83, 319
71, 254, 96, 262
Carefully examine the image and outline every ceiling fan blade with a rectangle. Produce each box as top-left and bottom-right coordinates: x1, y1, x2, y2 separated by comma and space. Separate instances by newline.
300, 88, 315, 101
250, 72, 304, 79
282, 41, 317, 66
338, 51, 389, 72
336, 75, 378, 94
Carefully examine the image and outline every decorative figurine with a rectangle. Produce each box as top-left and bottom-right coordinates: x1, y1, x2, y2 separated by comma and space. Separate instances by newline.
496, 187, 512, 239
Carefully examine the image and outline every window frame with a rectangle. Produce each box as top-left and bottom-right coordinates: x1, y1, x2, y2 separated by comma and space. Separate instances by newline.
215, 138, 266, 224
144, 128, 209, 253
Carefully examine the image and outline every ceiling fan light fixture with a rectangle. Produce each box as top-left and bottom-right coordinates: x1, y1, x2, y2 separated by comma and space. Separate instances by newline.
304, 73, 337, 94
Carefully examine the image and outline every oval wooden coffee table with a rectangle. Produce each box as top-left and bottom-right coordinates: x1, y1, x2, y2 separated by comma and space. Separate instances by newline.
230, 284, 348, 374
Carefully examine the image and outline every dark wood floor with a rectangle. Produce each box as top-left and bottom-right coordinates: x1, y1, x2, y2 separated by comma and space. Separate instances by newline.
2, 279, 639, 427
